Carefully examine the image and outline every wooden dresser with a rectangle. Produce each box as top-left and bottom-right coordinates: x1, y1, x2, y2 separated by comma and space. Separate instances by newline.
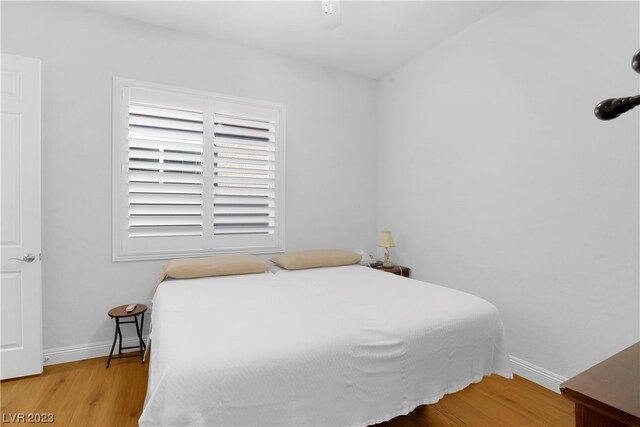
560, 342, 640, 426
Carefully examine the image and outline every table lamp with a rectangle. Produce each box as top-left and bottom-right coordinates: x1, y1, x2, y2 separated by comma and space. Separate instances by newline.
378, 230, 396, 268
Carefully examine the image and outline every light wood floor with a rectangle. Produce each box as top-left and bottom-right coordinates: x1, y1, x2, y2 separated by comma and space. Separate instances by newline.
1, 356, 574, 426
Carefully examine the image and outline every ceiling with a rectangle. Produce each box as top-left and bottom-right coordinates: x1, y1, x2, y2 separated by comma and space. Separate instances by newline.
78, 1, 506, 79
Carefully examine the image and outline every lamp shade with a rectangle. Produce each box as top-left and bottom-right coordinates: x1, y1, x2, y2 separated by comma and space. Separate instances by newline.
378, 230, 396, 248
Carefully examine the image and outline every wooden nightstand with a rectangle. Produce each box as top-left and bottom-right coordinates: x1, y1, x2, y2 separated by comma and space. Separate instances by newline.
372, 264, 411, 278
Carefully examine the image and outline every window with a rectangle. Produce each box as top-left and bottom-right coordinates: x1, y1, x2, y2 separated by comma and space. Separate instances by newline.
112, 78, 285, 261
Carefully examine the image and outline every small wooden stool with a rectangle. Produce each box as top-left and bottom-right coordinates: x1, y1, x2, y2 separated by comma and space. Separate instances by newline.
106, 304, 147, 368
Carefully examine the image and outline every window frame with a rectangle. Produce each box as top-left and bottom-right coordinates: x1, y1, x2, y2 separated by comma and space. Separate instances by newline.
112, 77, 286, 262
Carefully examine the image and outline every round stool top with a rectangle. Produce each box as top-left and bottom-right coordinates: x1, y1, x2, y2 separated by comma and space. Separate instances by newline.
108, 304, 147, 318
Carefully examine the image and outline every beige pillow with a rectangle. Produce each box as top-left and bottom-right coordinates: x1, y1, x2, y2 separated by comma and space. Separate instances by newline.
157, 254, 270, 284
271, 249, 362, 270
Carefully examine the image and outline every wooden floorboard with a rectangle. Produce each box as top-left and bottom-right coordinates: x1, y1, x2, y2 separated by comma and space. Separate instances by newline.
1, 356, 574, 426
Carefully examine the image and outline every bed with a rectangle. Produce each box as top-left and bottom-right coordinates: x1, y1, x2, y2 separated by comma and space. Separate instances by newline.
139, 265, 511, 426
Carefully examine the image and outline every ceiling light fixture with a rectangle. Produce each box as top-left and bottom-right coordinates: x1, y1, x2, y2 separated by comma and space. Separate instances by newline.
320, 0, 341, 29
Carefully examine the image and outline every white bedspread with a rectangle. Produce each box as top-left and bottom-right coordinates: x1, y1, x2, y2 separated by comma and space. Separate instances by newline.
140, 265, 511, 426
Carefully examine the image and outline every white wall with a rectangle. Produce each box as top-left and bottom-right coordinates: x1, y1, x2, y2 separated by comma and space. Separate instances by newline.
2, 0, 637, 384
1, 2, 378, 354
378, 1, 639, 380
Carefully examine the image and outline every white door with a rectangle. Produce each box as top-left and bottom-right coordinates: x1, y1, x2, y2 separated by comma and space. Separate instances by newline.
1, 54, 42, 380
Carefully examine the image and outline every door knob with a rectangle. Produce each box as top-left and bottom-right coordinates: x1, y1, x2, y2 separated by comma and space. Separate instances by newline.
8, 253, 36, 263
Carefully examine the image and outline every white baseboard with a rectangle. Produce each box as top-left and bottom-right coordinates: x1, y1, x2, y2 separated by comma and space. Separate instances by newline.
45, 341, 565, 394
509, 355, 567, 393
44, 335, 148, 366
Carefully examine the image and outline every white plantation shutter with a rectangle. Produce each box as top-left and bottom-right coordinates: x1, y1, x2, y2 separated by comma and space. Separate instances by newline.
128, 102, 204, 238
213, 113, 276, 236
113, 78, 285, 261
